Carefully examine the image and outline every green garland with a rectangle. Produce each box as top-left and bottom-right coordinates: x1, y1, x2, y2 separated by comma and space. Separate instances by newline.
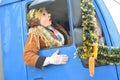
76, 0, 120, 64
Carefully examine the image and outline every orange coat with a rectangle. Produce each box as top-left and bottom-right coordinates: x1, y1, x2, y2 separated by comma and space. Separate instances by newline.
24, 24, 72, 69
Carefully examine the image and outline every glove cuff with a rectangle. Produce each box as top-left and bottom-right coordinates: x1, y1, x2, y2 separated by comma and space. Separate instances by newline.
43, 57, 51, 66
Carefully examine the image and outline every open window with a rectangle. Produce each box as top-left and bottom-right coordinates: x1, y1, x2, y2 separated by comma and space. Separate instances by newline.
26, 0, 72, 50
70, 0, 107, 67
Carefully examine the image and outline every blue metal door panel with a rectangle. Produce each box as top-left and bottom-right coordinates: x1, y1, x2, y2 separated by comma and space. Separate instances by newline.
0, 2, 27, 80
21, 0, 118, 80
0, 0, 20, 6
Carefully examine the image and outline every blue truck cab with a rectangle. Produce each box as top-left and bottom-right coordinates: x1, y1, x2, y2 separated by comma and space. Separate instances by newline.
0, 0, 120, 80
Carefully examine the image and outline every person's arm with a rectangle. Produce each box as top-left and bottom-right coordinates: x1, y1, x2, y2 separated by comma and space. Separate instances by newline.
24, 34, 46, 69
24, 33, 68, 69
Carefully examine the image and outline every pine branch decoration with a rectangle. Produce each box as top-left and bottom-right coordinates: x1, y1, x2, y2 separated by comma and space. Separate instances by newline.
76, 0, 120, 65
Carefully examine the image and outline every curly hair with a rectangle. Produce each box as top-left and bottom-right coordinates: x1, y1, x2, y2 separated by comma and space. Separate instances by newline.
27, 8, 46, 27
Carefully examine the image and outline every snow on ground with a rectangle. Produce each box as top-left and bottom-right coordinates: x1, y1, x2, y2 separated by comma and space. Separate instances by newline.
103, 0, 120, 34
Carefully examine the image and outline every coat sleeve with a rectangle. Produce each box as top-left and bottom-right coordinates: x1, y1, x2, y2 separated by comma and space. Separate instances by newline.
24, 34, 46, 69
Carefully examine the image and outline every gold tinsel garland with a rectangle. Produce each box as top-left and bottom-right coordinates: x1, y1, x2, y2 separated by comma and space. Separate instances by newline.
76, 0, 120, 64
76, 0, 120, 77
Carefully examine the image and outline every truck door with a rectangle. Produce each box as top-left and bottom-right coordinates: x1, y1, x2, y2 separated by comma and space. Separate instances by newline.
22, 0, 79, 80
73, 0, 119, 80
0, 1, 27, 80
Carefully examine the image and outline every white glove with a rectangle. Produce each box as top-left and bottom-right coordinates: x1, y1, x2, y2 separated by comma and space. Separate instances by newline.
43, 50, 68, 66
